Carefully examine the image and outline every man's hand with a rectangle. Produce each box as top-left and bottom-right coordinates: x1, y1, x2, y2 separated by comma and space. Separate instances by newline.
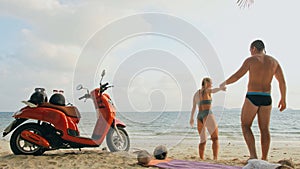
220, 86, 227, 91
278, 99, 286, 112
219, 82, 226, 89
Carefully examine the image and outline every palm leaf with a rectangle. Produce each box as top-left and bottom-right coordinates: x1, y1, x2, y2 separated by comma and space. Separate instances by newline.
236, 0, 254, 8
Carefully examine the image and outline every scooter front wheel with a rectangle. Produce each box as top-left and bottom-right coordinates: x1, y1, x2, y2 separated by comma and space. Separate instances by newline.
10, 123, 46, 155
106, 126, 130, 152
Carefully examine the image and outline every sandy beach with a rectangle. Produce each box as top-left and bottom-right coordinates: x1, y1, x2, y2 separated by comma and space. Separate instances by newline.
0, 138, 299, 169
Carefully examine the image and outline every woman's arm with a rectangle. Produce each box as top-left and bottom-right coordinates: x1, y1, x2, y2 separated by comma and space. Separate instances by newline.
210, 86, 226, 94
189, 93, 197, 127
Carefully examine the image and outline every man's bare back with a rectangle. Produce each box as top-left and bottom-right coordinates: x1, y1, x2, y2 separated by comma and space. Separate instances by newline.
247, 54, 278, 92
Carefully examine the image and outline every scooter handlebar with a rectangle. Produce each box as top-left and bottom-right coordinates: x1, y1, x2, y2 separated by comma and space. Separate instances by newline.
78, 94, 90, 100
101, 82, 109, 88
100, 82, 114, 93
100, 84, 113, 93
78, 96, 85, 100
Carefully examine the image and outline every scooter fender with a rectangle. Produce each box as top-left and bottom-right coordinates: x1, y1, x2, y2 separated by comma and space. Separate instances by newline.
3, 118, 28, 137
20, 130, 50, 149
114, 119, 126, 128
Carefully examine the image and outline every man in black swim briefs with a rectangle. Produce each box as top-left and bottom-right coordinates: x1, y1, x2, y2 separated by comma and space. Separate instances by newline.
246, 92, 272, 106
220, 40, 287, 160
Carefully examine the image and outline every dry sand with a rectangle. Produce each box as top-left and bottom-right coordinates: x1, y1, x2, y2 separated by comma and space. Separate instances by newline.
0, 139, 299, 169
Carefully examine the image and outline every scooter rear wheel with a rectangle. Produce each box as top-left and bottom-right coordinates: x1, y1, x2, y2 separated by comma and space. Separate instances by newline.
10, 123, 46, 155
106, 126, 130, 152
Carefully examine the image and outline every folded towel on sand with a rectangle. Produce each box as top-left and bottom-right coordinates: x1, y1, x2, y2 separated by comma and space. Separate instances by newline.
152, 159, 242, 169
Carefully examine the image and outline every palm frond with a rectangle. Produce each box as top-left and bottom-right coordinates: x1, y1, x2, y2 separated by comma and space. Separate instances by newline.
236, 0, 254, 8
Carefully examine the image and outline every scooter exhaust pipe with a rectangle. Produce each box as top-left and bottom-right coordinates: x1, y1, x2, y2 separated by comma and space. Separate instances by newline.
21, 130, 50, 149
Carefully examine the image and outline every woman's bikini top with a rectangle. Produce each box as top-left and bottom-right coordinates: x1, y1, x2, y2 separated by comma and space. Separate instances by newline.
198, 99, 212, 105
198, 90, 212, 106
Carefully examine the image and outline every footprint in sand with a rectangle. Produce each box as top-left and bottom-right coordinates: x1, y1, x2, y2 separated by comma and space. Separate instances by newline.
54, 156, 63, 160
1, 164, 8, 167
48, 160, 58, 165
232, 158, 239, 161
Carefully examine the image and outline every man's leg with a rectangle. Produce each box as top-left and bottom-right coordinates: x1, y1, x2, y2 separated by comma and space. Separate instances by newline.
197, 120, 207, 160
257, 105, 272, 160
206, 114, 219, 160
241, 99, 259, 159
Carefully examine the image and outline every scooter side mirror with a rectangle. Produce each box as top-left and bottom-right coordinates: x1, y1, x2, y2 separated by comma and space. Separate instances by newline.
76, 84, 83, 90
101, 70, 106, 77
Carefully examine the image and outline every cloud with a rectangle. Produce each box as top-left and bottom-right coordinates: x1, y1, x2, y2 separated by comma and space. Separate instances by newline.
0, 0, 155, 111
0, 0, 299, 111
19, 29, 79, 72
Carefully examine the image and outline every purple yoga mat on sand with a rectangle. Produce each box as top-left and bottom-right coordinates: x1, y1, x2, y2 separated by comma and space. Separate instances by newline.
154, 159, 242, 169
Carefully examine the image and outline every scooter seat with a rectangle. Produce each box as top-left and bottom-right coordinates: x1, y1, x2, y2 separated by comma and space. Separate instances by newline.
40, 103, 81, 118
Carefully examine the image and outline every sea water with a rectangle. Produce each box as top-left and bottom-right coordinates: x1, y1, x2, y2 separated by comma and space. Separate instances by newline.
1, 109, 299, 149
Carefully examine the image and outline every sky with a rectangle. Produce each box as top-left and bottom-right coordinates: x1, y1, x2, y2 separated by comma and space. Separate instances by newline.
0, 0, 299, 112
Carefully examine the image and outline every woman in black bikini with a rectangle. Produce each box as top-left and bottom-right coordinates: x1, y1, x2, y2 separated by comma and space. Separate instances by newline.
190, 77, 226, 160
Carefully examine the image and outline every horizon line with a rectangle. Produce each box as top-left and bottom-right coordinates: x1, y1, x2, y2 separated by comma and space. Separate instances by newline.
0, 106, 298, 113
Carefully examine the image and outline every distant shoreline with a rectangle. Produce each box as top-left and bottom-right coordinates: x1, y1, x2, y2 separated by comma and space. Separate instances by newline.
0, 107, 299, 113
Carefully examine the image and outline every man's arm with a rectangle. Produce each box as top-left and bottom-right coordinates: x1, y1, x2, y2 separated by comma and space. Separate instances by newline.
220, 58, 250, 87
274, 64, 287, 111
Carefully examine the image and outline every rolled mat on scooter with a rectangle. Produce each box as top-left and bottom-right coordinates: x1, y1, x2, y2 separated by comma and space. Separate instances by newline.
150, 159, 242, 169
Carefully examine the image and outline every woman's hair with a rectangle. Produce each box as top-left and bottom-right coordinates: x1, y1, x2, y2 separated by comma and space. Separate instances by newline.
201, 77, 211, 87
201, 77, 211, 95
251, 40, 265, 52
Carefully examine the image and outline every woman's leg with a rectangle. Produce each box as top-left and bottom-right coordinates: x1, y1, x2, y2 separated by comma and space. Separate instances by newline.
206, 114, 219, 160
197, 119, 207, 160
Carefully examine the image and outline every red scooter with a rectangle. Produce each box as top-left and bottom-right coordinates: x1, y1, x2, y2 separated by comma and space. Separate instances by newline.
2, 70, 130, 155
